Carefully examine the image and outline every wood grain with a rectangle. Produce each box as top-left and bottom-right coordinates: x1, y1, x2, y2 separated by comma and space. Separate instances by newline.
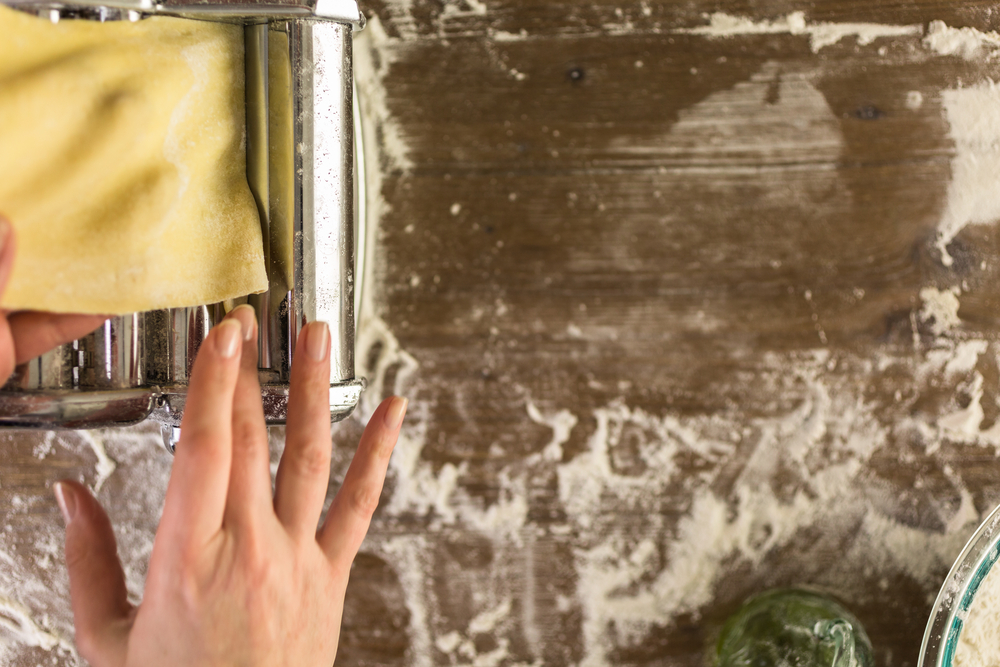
4, 1, 1000, 666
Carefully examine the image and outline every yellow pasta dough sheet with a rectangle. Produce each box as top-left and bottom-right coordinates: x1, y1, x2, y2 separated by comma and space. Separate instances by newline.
0, 5, 267, 314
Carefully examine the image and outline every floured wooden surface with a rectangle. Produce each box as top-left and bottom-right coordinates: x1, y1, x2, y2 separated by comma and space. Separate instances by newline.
4, 1, 1000, 665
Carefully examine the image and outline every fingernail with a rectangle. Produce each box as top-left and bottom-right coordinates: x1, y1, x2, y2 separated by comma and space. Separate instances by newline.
53, 482, 76, 525
230, 303, 257, 341
383, 396, 408, 430
305, 321, 329, 362
215, 319, 242, 358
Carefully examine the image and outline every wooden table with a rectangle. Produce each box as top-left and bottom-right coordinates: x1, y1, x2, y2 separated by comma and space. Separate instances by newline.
4, 1, 1000, 665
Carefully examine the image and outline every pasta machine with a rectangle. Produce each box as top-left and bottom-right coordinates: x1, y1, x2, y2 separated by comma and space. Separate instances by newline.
0, 0, 367, 451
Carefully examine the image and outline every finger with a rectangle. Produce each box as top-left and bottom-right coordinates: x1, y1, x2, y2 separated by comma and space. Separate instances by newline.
0, 216, 107, 371
55, 481, 132, 666
0, 316, 13, 386
0, 216, 16, 297
159, 319, 243, 552
9, 312, 109, 365
0, 217, 16, 384
318, 396, 406, 569
224, 304, 271, 528
273, 321, 332, 540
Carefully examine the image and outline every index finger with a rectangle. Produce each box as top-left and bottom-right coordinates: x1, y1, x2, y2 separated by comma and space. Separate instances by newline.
158, 319, 244, 553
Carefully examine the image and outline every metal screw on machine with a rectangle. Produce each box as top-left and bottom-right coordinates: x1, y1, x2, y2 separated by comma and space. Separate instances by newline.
0, 0, 367, 451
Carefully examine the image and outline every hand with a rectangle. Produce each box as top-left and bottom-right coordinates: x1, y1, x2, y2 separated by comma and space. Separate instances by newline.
0, 215, 108, 384
54, 305, 407, 667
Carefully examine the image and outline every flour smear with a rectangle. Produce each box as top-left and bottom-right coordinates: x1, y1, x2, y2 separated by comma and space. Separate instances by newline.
0, 425, 170, 666
935, 81, 1000, 267
676, 11, 922, 53
924, 21, 1000, 61
353, 11, 1000, 667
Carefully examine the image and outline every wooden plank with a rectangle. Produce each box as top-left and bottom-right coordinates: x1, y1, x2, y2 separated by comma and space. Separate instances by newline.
363, 0, 1000, 40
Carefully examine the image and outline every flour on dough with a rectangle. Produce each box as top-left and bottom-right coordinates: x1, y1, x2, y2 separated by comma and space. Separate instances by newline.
0, 6, 267, 314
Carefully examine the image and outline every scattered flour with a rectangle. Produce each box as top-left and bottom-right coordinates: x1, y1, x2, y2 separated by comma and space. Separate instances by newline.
525, 401, 577, 462
432, 598, 518, 667
906, 90, 925, 110
364, 339, 1000, 665
378, 536, 434, 667
938, 372, 986, 441
348, 15, 1000, 665
0, 593, 73, 653
556, 349, 994, 664
675, 11, 922, 53
925, 21, 1000, 61
920, 287, 963, 337
80, 431, 118, 494
353, 16, 413, 174
934, 81, 1000, 266
491, 29, 529, 42
0, 425, 169, 665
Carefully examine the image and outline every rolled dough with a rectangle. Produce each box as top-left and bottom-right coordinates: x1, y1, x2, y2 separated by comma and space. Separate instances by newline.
0, 6, 267, 314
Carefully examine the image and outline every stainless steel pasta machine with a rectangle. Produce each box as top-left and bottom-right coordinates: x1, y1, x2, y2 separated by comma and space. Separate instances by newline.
0, 0, 366, 451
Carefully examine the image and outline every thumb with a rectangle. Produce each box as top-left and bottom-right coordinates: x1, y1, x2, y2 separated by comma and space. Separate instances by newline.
0, 217, 16, 384
0, 215, 16, 296
55, 481, 132, 666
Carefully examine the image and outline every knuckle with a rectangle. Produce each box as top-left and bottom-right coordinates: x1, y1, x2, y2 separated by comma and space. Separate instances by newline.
244, 555, 275, 591
74, 628, 100, 662
172, 553, 207, 611
237, 529, 273, 583
63, 536, 92, 572
369, 433, 396, 462
232, 419, 264, 454
349, 484, 381, 517
176, 432, 228, 466
289, 441, 330, 480
235, 552, 281, 617
177, 577, 201, 614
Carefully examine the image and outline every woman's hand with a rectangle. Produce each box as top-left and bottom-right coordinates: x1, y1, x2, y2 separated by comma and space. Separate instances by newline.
0, 215, 108, 384
54, 305, 407, 667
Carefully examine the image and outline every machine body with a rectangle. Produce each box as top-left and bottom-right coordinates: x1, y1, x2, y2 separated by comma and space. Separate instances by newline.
0, 0, 365, 451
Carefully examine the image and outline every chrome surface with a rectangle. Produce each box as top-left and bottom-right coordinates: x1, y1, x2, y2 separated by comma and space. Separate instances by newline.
155, 379, 365, 451
3, 0, 364, 25
0, 389, 155, 427
290, 20, 355, 385
168, 305, 216, 383
10, 346, 75, 390
353, 78, 365, 321
160, 425, 182, 454
84, 314, 145, 388
0, 5, 366, 446
2, 0, 153, 12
